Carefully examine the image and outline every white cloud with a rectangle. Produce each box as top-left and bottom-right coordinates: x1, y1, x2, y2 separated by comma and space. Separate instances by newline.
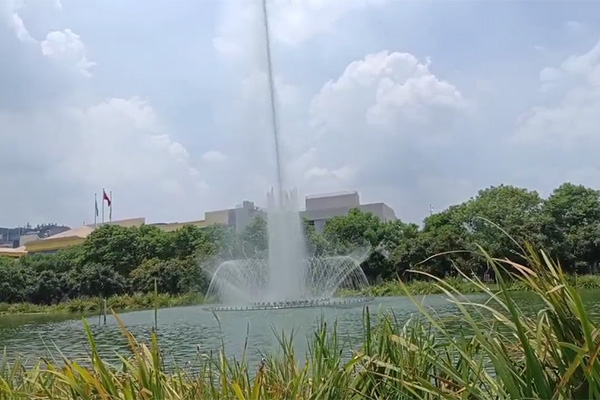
0, 97, 209, 225
265, 50, 469, 218
10, 12, 36, 43
269, 0, 389, 45
508, 37, 600, 199
310, 51, 465, 137
2, 0, 61, 43
201, 150, 227, 163
41, 29, 96, 78
213, 0, 389, 59
514, 38, 600, 147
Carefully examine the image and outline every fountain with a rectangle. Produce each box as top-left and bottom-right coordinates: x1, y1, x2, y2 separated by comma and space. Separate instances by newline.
203, 0, 373, 311
203, 189, 373, 311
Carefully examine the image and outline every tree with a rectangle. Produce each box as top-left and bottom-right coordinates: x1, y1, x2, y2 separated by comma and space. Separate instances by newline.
82, 225, 142, 276
541, 183, 600, 273
68, 263, 127, 298
387, 222, 426, 279
171, 225, 204, 259
303, 219, 330, 257
19, 246, 83, 273
323, 209, 395, 280
130, 257, 206, 295
323, 209, 382, 252
459, 185, 543, 261
0, 257, 32, 303
28, 270, 66, 304
138, 225, 174, 260
242, 216, 268, 255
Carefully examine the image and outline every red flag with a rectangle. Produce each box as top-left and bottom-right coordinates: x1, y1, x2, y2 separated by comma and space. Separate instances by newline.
103, 190, 112, 207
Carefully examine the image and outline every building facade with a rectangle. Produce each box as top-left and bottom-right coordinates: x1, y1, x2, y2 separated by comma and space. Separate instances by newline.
10, 201, 263, 256
150, 200, 263, 233
300, 191, 397, 233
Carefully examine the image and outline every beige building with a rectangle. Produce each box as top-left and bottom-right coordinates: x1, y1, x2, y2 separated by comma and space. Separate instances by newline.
8, 201, 263, 256
300, 191, 397, 233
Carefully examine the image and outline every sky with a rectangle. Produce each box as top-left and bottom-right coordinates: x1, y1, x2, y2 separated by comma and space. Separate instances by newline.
2, 0, 600, 227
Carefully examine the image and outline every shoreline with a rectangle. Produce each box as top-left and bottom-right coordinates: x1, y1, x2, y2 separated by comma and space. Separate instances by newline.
0, 292, 204, 317
2, 274, 600, 317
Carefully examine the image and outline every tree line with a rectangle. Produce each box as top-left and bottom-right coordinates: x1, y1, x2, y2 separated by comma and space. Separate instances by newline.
0, 182, 599, 305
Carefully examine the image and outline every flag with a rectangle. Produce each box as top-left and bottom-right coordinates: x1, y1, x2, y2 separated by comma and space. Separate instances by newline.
103, 189, 112, 207
95, 197, 99, 217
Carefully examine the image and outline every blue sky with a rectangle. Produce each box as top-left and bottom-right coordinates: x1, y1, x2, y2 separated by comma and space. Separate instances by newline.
2, 0, 600, 227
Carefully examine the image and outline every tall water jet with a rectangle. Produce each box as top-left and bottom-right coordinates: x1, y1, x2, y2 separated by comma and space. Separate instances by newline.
261, 0, 308, 302
204, 0, 373, 310
261, 0, 284, 204
266, 188, 307, 301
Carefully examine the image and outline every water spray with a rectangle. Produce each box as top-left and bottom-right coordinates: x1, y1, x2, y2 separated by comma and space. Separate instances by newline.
261, 0, 284, 205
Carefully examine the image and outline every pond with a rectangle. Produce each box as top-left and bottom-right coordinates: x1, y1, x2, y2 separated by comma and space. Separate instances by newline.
1, 291, 599, 368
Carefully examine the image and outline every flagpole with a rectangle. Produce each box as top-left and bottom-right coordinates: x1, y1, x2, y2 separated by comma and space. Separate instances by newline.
94, 193, 97, 228
109, 190, 113, 222
102, 188, 105, 224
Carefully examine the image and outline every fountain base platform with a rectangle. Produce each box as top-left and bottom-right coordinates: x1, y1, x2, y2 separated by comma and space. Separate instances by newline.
203, 297, 373, 312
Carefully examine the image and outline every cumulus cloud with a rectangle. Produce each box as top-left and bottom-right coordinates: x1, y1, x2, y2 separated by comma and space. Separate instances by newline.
10, 12, 36, 43
2, 0, 62, 43
266, 50, 469, 217
268, 0, 389, 45
211, 43, 471, 220
510, 37, 600, 194
0, 97, 209, 225
41, 29, 96, 78
213, 0, 389, 60
514, 38, 600, 147
310, 51, 465, 134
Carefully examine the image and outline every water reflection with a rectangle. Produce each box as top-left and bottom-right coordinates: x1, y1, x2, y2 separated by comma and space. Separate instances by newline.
1, 291, 599, 368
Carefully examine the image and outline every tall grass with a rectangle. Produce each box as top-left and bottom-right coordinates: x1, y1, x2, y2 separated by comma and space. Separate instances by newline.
1, 244, 600, 398
342, 272, 600, 298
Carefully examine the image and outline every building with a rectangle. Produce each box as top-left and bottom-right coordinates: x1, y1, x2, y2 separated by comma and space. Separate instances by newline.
300, 191, 397, 233
149, 200, 263, 233
2, 200, 264, 257
0, 246, 27, 258
25, 218, 145, 255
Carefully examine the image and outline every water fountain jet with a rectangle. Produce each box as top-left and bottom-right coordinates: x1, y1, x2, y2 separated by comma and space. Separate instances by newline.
203, 0, 372, 311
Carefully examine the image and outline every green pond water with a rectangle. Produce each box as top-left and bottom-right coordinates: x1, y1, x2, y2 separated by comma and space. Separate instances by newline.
1, 291, 599, 368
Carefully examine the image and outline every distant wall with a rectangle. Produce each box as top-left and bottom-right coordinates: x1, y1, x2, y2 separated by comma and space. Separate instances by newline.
305, 192, 360, 211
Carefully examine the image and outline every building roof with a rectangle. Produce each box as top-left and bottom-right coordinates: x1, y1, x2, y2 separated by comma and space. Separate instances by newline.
85, 217, 145, 229
45, 225, 95, 240
305, 190, 359, 199
0, 246, 27, 257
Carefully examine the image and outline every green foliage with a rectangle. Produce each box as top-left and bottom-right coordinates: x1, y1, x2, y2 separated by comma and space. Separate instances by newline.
130, 257, 206, 295
3, 180, 600, 310
0, 257, 30, 303
323, 208, 382, 251
28, 269, 66, 304
303, 219, 329, 257
3, 245, 600, 398
171, 225, 205, 258
541, 183, 600, 273
82, 225, 144, 276
242, 216, 268, 254
0, 292, 202, 315
69, 262, 127, 298
460, 185, 543, 258
323, 209, 398, 280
